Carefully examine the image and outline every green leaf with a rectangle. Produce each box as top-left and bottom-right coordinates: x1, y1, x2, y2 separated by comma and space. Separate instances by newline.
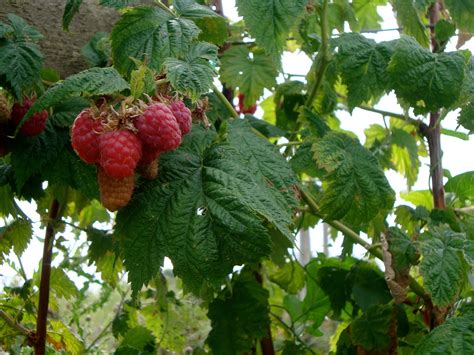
0, 15, 43, 99
11, 123, 69, 189
220, 46, 277, 107
195, 16, 228, 45
444, 0, 474, 32
269, 261, 305, 294
164, 42, 217, 99
174, 0, 219, 18
419, 226, 468, 307
81, 31, 111, 67
391, 128, 420, 187
400, 189, 434, 210
312, 132, 395, 225
111, 6, 200, 77
63, 0, 83, 30
290, 141, 322, 177
445, 171, 474, 201
414, 312, 474, 354
48, 320, 84, 355
99, 0, 137, 8
207, 270, 270, 354
351, 304, 394, 352
353, 0, 386, 30
116, 326, 156, 353
335, 33, 393, 110
116, 126, 293, 293
20, 67, 128, 129
49, 97, 89, 127
48, 267, 79, 300
392, 0, 430, 47
388, 37, 467, 113
458, 102, 474, 133
386, 227, 419, 271
236, 0, 306, 59
0, 219, 32, 262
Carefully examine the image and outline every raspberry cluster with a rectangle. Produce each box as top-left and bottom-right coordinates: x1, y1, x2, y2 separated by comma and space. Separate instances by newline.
71, 97, 192, 211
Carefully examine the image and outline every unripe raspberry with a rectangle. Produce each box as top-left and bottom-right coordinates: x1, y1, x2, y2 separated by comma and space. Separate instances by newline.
71, 109, 104, 164
97, 167, 135, 211
135, 103, 181, 151
11, 97, 48, 136
99, 129, 142, 178
138, 159, 159, 180
0, 92, 11, 123
169, 100, 192, 135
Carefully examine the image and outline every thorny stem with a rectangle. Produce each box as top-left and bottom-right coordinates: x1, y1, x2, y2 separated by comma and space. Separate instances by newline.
35, 198, 61, 355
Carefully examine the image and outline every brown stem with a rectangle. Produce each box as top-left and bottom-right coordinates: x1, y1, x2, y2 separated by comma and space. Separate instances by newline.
253, 271, 275, 355
34, 199, 60, 355
0, 310, 36, 345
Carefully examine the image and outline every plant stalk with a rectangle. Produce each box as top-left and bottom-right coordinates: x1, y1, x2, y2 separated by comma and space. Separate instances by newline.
212, 83, 239, 119
34, 198, 60, 355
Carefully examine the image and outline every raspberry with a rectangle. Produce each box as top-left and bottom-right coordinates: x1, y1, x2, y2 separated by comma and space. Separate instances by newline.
0, 92, 11, 123
237, 93, 257, 115
169, 100, 192, 135
97, 167, 135, 211
135, 103, 181, 151
11, 97, 48, 136
99, 129, 142, 178
71, 109, 104, 164
138, 159, 159, 180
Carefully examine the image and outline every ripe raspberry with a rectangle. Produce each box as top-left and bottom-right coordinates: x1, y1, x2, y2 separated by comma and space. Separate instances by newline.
169, 100, 192, 135
11, 97, 48, 136
138, 159, 158, 180
99, 129, 142, 178
97, 167, 135, 211
237, 93, 257, 115
0, 92, 11, 123
71, 109, 104, 164
135, 103, 181, 151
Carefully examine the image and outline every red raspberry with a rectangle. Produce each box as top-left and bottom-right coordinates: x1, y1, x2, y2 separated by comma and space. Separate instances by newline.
97, 167, 135, 211
237, 93, 257, 115
71, 109, 104, 164
11, 97, 48, 136
99, 129, 142, 178
169, 100, 192, 135
135, 103, 181, 151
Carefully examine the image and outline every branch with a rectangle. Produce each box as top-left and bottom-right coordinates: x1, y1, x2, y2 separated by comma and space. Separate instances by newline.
35, 198, 61, 355
0, 310, 34, 340
299, 186, 431, 302
211, 83, 239, 119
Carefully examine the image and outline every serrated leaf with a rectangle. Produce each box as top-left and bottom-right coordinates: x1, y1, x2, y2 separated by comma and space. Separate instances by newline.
81, 31, 111, 67
458, 102, 474, 133
207, 270, 270, 354
391, 128, 420, 187
117, 326, 156, 353
388, 37, 467, 113
419, 226, 468, 307
220, 46, 277, 107
11, 123, 69, 189
313, 132, 395, 225
164, 42, 217, 99
445, 171, 474, 201
111, 6, 200, 77
414, 312, 474, 354
195, 16, 228, 45
99, 0, 137, 8
393, 0, 430, 47
0, 219, 32, 262
290, 141, 322, 177
335, 33, 393, 110
351, 304, 394, 352
387, 227, 419, 271
445, 0, 474, 32
130, 63, 155, 99
48, 268, 79, 300
48, 320, 84, 355
353, 0, 386, 30
0, 16, 43, 99
116, 127, 293, 293
400, 189, 434, 210
19, 67, 129, 129
174, 0, 219, 18
63, 0, 84, 30
49, 97, 89, 127
236, 0, 306, 58
269, 262, 305, 294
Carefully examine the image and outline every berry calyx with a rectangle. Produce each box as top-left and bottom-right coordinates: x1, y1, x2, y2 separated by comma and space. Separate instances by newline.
97, 167, 135, 211
135, 103, 181, 151
169, 100, 192, 135
71, 109, 104, 164
11, 97, 48, 136
99, 129, 142, 178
